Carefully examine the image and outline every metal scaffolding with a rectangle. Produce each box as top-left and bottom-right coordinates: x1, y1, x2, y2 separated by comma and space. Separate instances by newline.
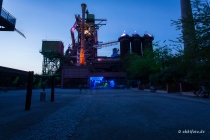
40, 41, 64, 75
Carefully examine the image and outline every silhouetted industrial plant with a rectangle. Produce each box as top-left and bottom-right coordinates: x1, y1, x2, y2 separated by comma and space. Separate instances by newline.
40, 3, 154, 88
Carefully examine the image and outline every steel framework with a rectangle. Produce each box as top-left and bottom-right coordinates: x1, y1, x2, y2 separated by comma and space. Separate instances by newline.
42, 54, 61, 75
67, 5, 107, 65
40, 41, 64, 75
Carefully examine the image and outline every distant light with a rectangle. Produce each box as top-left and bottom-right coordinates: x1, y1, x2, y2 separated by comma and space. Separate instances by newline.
121, 31, 127, 37
144, 31, 153, 37
84, 30, 91, 35
145, 33, 152, 37
90, 76, 104, 81
132, 31, 140, 37
109, 80, 115, 87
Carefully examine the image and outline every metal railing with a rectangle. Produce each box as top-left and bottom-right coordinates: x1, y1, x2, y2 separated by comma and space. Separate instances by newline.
1, 7, 16, 25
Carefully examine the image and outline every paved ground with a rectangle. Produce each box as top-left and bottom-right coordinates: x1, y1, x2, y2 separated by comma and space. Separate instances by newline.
0, 88, 210, 140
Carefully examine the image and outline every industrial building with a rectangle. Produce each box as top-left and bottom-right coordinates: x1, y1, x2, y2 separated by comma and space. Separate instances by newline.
40, 3, 154, 89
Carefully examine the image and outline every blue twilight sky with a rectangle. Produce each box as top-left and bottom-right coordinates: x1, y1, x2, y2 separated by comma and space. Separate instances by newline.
1, 0, 182, 74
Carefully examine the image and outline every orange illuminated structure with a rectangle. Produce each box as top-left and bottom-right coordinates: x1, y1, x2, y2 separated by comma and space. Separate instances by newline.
80, 3, 86, 65
66, 3, 107, 65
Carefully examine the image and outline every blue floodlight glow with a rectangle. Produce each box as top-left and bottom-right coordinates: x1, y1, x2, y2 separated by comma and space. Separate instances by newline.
109, 80, 115, 87
90, 77, 116, 88
90, 76, 104, 81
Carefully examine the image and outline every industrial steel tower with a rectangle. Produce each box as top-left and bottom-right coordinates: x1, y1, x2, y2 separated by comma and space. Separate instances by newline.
80, 3, 86, 65
40, 41, 64, 75
66, 3, 107, 66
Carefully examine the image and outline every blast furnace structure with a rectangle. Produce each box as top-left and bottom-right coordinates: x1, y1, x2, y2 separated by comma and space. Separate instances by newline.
40, 3, 154, 89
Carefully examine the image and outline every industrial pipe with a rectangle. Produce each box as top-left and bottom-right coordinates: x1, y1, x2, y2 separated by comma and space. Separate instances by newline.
71, 15, 82, 50
94, 30, 98, 57
70, 21, 77, 49
80, 3, 87, 65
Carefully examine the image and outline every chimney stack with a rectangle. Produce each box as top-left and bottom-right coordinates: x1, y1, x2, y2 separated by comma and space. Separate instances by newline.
180, 0, 196, 51
80, 3, 87, 65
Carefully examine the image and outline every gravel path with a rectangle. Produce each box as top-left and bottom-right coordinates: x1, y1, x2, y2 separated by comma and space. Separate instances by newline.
11, 95, 92, 140
1, 89, 210, 140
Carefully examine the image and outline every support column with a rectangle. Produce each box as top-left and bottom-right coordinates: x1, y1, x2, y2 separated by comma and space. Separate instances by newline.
0, 0, 3, 15
51, 75, 55, 102
25, 71, 34, 110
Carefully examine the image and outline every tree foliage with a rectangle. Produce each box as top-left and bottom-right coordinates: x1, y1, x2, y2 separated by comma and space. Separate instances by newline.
123, 42, 174, 84
171, 0, 210, 85
123, 0, 210, 89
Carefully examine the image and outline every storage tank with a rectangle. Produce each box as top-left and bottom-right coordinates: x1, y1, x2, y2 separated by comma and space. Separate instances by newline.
111, 48, 120, 57
131, 33, 142, 56
142, 33, 154, 52
41, 41, 64, 56
118, 32, 130, 57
